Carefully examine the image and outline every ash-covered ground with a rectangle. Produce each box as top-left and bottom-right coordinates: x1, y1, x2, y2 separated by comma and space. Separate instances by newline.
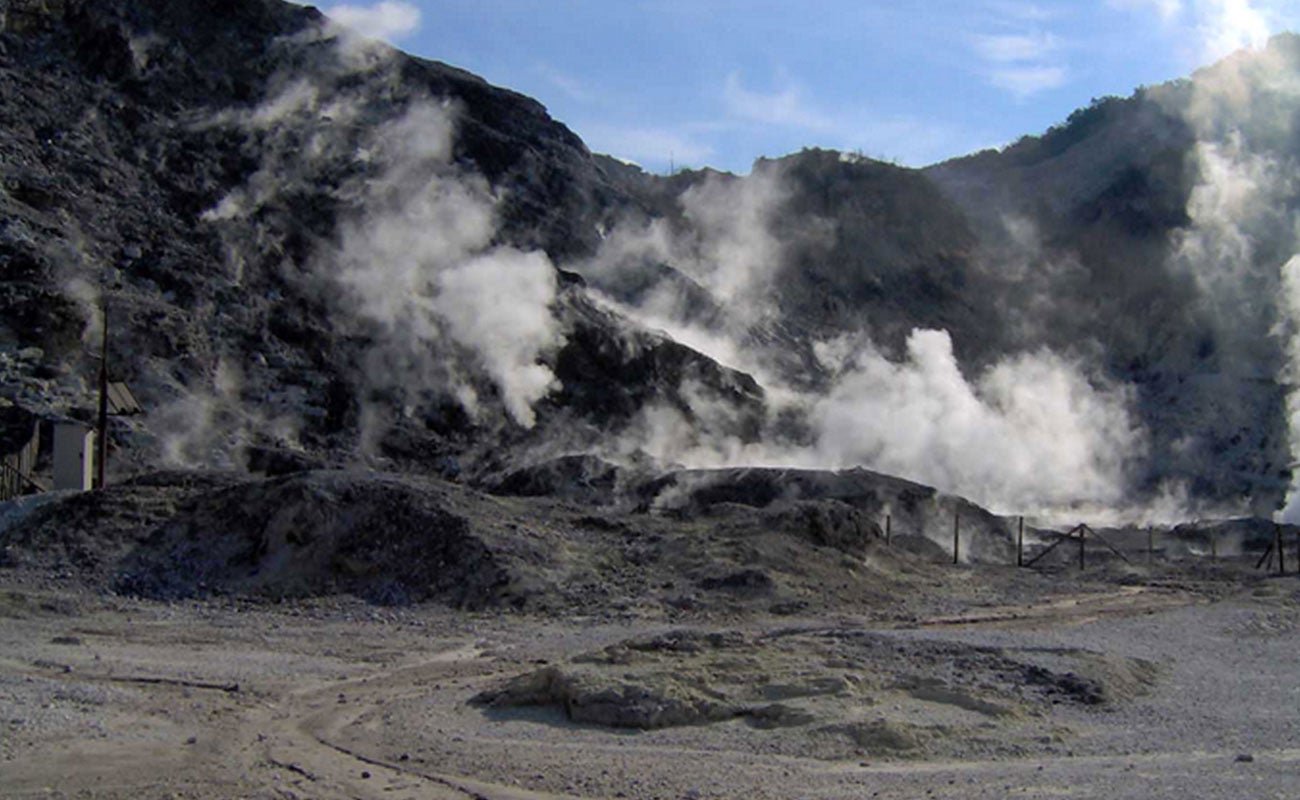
3, 465, 1300, 798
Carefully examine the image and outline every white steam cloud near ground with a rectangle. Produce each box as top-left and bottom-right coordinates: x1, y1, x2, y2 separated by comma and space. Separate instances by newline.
581, 169, 1147, 517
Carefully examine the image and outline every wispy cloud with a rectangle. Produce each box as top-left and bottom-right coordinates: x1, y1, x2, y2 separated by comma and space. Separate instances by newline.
722, 71, 835, 132
716, 69, 977, 167
324, 1, 422, 43
989, 64, 1068, 97
973, 31, 1060, 63
969, 20, 1067, 100
985, 1, 1058, 22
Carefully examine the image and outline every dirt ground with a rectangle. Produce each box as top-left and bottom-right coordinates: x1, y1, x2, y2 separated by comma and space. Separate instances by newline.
3, 558, 1299, 800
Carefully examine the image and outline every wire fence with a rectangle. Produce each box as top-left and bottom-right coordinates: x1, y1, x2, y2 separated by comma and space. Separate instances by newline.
880, 510, 1298, 574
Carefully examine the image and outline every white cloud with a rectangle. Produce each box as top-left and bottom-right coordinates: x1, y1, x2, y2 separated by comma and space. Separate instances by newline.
973, 31, 1060, 63
722, 71, 835, 132
715, 71, 974, 167
989, 65, 1069, 98
324, 1, 422, 43
986, 1, 1058, 22
969, 18, 1067, 99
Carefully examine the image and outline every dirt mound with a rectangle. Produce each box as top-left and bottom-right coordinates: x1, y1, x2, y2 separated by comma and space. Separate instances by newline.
1, 470, 554, 608
112, 471, 514, 607
473, 626, 1163, 758
0, 471, 245, 581
641, 467, 1013, 563
3, 466, 1041, 617
475, 665, 744, 729
481, 454, 628, 505
764, 499, 879, 556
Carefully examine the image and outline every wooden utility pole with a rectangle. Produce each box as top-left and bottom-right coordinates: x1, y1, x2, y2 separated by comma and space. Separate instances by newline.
952, 511, 960, 565
1277, 524, 1286, 576
1017, 516, 1024, 567
1079, 523, 1087, 570
95, 303, 109, 491
1147, 526, 1154, 565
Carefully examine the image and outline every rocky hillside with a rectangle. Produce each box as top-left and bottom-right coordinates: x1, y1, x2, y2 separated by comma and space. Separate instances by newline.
1, 0, 1298, 519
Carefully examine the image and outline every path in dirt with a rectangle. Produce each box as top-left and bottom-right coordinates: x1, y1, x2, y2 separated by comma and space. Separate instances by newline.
2, 577, 1297, 799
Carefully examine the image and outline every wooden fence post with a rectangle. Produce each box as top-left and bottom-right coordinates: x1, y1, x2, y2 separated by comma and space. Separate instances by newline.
1210, 529, 1217, 559
1147, 526, 1154, 565
1017, 516, 1024, 568
1079, 524, 1087, 570
1257, 537, 1276, 571
885, 514, 892, 546
1277, 524, 1286, 576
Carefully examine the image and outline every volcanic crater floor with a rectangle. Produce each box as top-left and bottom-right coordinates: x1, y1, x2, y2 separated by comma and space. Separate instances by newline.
2, 562, 1299, 800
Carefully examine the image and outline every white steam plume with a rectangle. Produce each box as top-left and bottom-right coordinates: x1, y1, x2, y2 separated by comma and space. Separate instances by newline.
582, 167, 791, 336
196, 33, 566, 462
324, 1, 422, 44
1277, 255, 1300, 521
1174, 134, 1295, 362
678, 170, 789, 324
329, 103, 564, 429
430, 251, 560, 428
151, 359, 301, 469
582, 166, 1145, 515
809, 330, 1143, 513
1158, 36, 1300, 517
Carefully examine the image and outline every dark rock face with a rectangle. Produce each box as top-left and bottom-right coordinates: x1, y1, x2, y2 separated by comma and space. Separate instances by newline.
0, 0, 1296, 513
925, 76, 1299, 506
548, 292, 765, 432
0, 0, 766, 481
766, 150, 985, 354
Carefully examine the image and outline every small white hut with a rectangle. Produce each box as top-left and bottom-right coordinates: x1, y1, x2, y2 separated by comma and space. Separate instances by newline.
53, 422, 95, 492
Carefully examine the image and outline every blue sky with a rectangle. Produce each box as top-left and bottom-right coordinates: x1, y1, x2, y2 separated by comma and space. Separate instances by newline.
318, 0, 1300, 174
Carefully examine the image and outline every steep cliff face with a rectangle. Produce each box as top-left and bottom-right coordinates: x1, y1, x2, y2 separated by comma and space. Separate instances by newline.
1, 0, 1297, 515
0, 0, 765, 480
926, 38, 1300, 506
